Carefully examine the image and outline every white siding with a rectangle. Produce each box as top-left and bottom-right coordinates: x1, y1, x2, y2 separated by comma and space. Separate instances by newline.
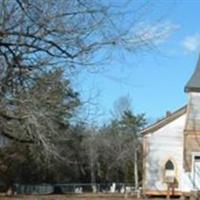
144, 113, 192, 192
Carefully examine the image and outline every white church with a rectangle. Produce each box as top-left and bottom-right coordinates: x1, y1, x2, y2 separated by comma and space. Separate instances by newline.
142, 56, 200, 196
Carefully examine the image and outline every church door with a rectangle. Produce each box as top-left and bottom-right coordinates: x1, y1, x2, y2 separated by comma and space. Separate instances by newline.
193, 155, 200, 190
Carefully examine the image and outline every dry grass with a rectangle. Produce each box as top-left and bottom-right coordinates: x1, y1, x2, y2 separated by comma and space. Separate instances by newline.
0, 194, 144, 200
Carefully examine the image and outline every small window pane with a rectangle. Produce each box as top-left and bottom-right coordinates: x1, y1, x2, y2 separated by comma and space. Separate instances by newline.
165, 160, 174, 170
195, 156, 200, 161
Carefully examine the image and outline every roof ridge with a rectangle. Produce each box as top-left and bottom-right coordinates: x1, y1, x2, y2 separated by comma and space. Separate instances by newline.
141, 105, 187, 134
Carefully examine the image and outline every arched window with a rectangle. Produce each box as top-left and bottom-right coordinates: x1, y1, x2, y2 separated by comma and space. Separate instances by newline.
165, 160, 174, 170
164, 159, 176, 184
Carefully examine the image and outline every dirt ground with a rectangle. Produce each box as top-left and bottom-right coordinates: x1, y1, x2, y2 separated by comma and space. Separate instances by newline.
0, 194, 145, 200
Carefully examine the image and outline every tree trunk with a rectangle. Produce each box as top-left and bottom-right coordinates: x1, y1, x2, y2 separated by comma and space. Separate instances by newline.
134, 148, 138, 190
90, 150, 96, 193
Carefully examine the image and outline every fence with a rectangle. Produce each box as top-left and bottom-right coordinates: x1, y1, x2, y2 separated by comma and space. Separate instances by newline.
14, 183, 136, 195
15, 184, 53, 194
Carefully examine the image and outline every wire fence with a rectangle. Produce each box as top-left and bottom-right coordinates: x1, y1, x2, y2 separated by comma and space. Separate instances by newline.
14, 183, 137, 195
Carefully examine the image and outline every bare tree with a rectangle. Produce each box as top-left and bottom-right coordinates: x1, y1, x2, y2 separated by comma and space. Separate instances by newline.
0, 0, 173, 94
111, 95, 133, 119
81, 126, 100, 192
0, 0, 173, 157
0, 69, 80, 158
99, 96, 146, 189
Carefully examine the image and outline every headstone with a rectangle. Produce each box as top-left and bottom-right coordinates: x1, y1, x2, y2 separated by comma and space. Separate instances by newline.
92, 185, 97, 193
125, 186, 132, 193
75, 187, 82, 194
110, 183, 116, 193
120, 186, 125, 194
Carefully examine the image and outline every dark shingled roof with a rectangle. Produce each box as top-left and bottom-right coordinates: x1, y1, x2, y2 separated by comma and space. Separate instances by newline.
185, 55, 200, 93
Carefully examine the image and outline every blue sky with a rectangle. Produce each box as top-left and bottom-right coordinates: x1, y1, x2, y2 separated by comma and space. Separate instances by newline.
74, 0, 200, 124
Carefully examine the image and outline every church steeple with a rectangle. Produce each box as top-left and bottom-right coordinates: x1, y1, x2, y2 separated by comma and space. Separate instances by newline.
184, 55, 200, 171
185, 55, 200, 93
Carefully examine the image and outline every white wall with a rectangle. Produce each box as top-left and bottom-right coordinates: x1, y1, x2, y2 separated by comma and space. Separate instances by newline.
144, 113, 193, 192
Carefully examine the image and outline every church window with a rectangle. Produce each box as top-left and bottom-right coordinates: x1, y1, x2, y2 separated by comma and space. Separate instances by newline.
165, 160, 174, 170
164, 159, 176, 183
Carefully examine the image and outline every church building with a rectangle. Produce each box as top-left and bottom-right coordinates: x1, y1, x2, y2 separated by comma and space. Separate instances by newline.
142, 56, 200, 195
